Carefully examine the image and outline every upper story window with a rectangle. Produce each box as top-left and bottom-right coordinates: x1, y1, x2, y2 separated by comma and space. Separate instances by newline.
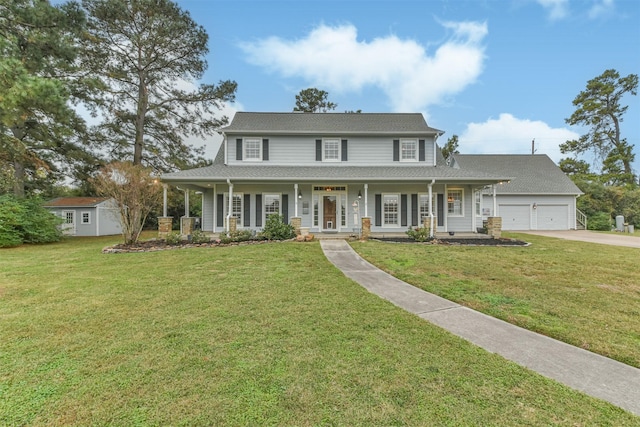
324, 139, 340, 161
447, 189, 464, 216
401, 139, 418, 161
243, 138, 262, 161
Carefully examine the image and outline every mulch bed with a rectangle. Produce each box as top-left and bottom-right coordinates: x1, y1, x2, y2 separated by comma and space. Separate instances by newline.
102, 239, 273, 253
373, 237, 529, 246
103, 236, 529, 253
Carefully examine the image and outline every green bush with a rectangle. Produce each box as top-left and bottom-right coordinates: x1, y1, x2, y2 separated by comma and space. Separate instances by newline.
164, 231, 182, 245
190, 229, 210, 244
0, 195, 62, 248
259, 214, 295, 240
587, 212, 612, 231
406, 226, 432, 242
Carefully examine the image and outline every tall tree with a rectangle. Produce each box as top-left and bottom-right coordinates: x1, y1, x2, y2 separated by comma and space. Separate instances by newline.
441, 134, 460, 160
0, 0, 92, 197
82, 0, 236, 171
294, 88, 337, 113
560, 69, 638, 186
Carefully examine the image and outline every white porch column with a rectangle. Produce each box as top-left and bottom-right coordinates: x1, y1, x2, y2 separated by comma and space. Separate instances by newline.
428, 179, 434, 237
184, 189, 189, 217
444, 183, 448, 232
213, 184, 217, 233
294, 183, 299, 217
227, 181, 233, 221
364, 183, 369, 217
162, 184, 168, 217
493, 184, 497, 216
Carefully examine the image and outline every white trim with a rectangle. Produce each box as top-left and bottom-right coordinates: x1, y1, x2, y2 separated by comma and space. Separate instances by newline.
322, 138, 340, 162
399, 138, 418, 162
382, 193, 401, 227
243, 137, 262, 161
447, 188, 464, 217
81, 211, 91, 225
262, 193, 282, 226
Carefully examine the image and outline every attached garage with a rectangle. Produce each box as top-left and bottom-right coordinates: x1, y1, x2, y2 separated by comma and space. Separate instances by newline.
500, 204, 531, 230
536, 205, 568, 230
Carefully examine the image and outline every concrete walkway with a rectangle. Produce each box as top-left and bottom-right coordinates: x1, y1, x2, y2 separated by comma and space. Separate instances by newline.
519, 230, 640, 248
320, 240, 640, 416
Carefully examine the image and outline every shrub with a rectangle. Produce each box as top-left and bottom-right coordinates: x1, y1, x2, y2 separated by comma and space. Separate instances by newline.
165, 231, 182, 245
0, 195, 62, 248
190, 229, 210, 244
588, 212, 612, 231
259, 214, 295, 240
406, 226, 431, 242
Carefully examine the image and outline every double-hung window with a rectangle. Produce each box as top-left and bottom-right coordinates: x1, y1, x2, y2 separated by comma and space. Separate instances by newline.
323, 139, 340, 161
447, 189, 464, 216
263, 194, 280, 222
400, 139, 418, 161
419, 194, 436, 220
383, 194, 399, 226
225, 193, 243, 225
81, 212, 91, 224
244, 138, 262, 161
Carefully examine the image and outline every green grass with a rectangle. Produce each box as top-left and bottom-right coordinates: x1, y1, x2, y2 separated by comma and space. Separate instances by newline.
352, 233, 640, 368
1, 235, 638, 425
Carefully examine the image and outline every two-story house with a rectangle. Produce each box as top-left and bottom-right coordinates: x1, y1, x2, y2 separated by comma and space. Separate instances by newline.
160, 112, 520, 235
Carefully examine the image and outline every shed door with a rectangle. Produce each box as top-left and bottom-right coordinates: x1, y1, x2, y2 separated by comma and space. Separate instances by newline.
537, 205, 569, 230
61, 210, 76, 235
500, 205, 531, 230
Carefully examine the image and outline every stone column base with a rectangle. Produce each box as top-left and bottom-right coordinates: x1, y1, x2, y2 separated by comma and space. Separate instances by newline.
158, 217, 173, 239
290, 217, 301, 235
226, 217, 237, 234
487, 216, 502, 239
181, 216, 195, 236
361, 217, 371, 240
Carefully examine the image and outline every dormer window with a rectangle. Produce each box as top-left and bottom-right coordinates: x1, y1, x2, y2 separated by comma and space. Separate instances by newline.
244, 138, 262, 161
400, 139, 418, 161
323, 138, 340, 161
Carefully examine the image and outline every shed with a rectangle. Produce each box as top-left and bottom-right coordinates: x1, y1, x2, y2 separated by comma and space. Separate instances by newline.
44, 197, 122, 236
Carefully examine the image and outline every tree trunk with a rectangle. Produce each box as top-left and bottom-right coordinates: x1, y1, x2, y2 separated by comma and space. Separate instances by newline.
134, 79, 148, 165
12, 159, 25, 198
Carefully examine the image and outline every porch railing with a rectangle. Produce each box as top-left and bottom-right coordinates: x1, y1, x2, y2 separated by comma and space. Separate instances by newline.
576, 209, 587, 230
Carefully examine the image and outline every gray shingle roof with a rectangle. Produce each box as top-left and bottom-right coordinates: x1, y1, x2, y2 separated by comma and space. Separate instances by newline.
453, 154, 582, 195
221, 112, 444, 135
162, 146, 509, 183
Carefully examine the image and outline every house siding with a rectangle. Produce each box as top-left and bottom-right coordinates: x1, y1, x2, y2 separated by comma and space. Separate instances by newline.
226, 135, 436, 166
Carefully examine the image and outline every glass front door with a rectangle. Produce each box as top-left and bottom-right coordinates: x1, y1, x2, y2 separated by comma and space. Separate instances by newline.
322, 195, 337, 230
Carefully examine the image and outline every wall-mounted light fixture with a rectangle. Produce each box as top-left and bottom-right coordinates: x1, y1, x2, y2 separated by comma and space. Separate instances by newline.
358, 190, 362, 199
298, 191, 302, 199
533, 203, 537, 209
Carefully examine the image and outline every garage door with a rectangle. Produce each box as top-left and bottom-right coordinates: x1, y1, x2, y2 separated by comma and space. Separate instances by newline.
537, 205, 569, 230
500, 205, 531, 230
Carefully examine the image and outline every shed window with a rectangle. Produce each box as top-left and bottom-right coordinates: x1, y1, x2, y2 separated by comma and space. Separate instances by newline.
81, 212, 91, 224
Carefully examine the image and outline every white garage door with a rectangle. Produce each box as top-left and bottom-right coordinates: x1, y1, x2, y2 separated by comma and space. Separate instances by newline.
499, 205, 531, 230
537, 205, 569, 230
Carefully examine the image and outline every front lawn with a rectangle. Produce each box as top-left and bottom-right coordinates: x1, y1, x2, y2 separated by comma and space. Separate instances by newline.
352, 233, 640, 368
1, 236, 637, 425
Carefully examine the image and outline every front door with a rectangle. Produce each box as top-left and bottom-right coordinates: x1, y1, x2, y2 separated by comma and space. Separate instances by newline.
322, 195, 337, 231
61, 210, 76, 235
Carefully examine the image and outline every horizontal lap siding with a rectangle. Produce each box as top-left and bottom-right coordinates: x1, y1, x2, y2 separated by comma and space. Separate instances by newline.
226, 135, 436, 166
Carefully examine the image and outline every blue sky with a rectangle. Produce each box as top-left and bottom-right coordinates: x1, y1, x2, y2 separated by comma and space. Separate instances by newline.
179, 0, 639, 172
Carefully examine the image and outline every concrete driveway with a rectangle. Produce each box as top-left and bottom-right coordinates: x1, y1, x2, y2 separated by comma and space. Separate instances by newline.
517, 230, 640, 248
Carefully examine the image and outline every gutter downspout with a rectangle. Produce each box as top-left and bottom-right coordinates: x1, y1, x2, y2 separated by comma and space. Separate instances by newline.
227, 179, 233, 235
428, 179, 435, 238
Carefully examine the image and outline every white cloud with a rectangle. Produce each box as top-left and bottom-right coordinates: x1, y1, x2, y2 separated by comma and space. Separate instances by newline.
536, 0, 570, 20
588, 0, 615, 19
240, 21, 487, 112
458, 113, 580, 162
